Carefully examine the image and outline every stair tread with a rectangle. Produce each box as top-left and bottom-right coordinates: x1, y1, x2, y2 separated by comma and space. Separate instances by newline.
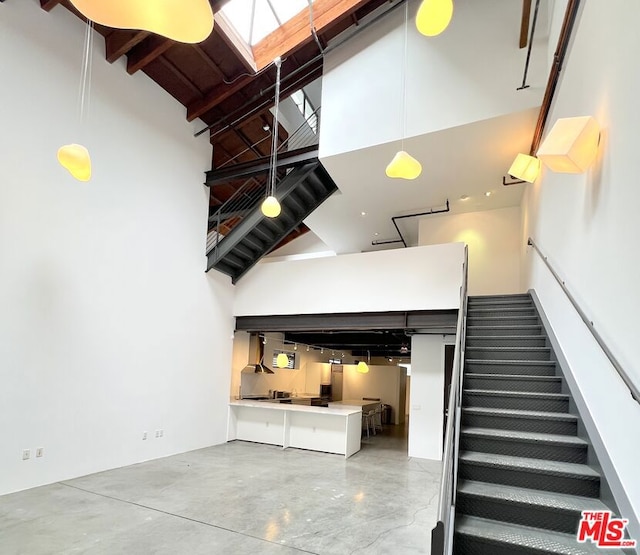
467, 335, 548, 340
465, 389, 569, 400
465, 373, 562, 382
461, 427, 588, 446
456, 515, 621, 554
460, 451, 600, 479
463, 406, 578, 421
467, 346, 550, 351
467, 359, 556, 365
458, 480, 608, 513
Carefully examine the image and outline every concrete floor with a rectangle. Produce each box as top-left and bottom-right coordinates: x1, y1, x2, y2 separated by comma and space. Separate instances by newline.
0, 423, 441, 554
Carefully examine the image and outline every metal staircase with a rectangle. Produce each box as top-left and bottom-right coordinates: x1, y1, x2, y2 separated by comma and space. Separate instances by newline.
453, 294, 626, 554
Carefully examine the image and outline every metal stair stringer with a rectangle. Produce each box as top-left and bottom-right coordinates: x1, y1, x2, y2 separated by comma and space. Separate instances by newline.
206, 160, 337, 283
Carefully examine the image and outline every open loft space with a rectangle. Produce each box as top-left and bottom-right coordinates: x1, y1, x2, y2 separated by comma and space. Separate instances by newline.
2, 0, 640, 554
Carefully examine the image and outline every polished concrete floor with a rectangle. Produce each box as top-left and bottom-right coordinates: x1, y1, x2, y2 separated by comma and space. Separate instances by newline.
1, 422, 441, 554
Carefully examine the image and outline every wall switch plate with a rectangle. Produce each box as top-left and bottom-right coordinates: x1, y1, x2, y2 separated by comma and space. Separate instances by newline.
412, 404, 421, 410
36, 447, 44, 458
142, 431, 148, 440
159, 429, 164, 437
155, 430, 160, 438
22, 449, 30, 460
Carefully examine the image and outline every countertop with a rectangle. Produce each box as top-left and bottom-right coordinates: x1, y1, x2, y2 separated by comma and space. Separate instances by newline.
230, 400, 361, 416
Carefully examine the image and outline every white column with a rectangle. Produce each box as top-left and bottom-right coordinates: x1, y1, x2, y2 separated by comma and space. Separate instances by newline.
408, 335, 444, 460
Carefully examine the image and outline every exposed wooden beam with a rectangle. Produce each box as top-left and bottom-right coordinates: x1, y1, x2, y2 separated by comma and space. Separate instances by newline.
191, 44, 228, 82
253, 0, 370, 69
157, 57, 203, 97
519, 0, 532, 49
106, 30, 149, 63
126, 36, 173, 75
40, 0, 62, 11
187, 73, 256, 122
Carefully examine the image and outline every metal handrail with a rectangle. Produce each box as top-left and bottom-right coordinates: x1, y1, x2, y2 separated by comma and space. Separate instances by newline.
206, 107, 321, 258
431, 244, 469, 554
528, 238, 639, 403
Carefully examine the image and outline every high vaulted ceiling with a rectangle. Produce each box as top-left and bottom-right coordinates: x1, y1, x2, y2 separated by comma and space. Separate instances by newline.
40, 0, 395, 250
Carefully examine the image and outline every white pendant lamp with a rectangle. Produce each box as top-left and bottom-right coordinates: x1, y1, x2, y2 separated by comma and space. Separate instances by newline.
508, 153, 541, 183
387, 2, 422, 180
68, 0, 214, 44
262, 57, 283, 218
536, 116, 600, 174
416, 0, 454, 37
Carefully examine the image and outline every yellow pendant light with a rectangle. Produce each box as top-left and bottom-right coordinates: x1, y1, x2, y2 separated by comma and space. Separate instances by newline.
58, 144, 92, 182
386, 3, 422, 180
261, 196, 281, 218
508, 153, 540, 183
356, 361, 370, 374
416, 0, 454, 37
386, 151, 422, 180
68, 0, 214, 44
276, 353, 289, 368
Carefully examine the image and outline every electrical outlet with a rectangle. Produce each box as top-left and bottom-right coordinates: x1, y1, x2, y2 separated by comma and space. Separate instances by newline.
36, 447, 44, 458
22, 449, 30, 460
155, 430, 161, 438
142, 431, 148, 440
159, 429, 164, 437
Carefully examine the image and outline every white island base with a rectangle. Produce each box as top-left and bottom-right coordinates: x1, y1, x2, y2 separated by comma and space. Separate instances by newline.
228, 401, 362, 458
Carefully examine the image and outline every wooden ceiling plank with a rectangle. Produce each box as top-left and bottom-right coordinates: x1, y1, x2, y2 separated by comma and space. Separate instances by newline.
187, 73, 256, 122
192, 44, 228, 82
214, 14, 256, 73
157, 57, 203, 97
106, 30, 149, 63
520, 0, 532, 49
40, 0, 63, 12
126, 35, 173, 75
253, 0, 371, 69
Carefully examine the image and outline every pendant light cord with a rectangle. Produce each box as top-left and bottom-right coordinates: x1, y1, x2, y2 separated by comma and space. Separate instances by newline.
400, 1, 409, 151
268, 57, 282, 198
79, 21, 94, 125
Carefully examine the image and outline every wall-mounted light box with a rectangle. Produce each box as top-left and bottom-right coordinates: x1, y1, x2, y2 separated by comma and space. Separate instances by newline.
273, 352, 296, 369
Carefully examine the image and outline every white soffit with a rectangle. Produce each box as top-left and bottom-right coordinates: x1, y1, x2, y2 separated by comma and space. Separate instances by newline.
308, 107, 540, 254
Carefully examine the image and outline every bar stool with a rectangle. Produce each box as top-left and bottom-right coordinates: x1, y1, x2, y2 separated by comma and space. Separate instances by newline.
374, 403, 383, 432
362, 409, 377, 438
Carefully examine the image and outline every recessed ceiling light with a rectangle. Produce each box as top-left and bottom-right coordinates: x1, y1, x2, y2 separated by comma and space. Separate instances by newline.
374, 232, 379, 236
485, 191, 492, 197
460, 195, 469, 201
361, 211, 367, 216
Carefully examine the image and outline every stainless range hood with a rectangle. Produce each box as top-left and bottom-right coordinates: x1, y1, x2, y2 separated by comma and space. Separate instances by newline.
241, 333, 274, 374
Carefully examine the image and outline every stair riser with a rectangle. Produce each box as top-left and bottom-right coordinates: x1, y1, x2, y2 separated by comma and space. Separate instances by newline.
465, 362, 556, 376
460, 436, 587, 464
467, 317, 540, 327
466, 349, 551, 361
466, 327, 542, 337
468, 309, 537, 318
464, 395, 569, 413
466, 337, 547, 348
464, 377, 562, 393
458, 462, 600, 497
454, 534, 553, 555
469, 295, 531, 303
462, 413, 577, 435
456, 496, 584, 535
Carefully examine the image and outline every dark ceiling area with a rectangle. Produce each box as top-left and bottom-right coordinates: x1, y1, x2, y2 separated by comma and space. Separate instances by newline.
40, 0, 395, 252
284, 330, 413, 359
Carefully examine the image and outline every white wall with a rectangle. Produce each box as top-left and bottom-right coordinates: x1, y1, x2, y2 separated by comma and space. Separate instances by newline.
419, 207, 523, 296
408, 335, 445, 460
321, 0, 548, 158
521, 0, 640, 536
235, 243, 465, 316
0, 2, 234, 495
342, 365, 406, 425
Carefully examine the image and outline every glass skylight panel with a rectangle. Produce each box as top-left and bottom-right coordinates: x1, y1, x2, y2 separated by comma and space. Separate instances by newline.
269, 0, 312, 25
251, 1, 280, 44
220, 0, 317, 47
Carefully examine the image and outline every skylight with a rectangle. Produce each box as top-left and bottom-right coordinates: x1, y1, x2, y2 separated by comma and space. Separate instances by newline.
221, 0, 315, 46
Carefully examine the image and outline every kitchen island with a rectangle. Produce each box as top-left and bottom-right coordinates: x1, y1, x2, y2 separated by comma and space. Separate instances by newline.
228, 400, 362, 458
